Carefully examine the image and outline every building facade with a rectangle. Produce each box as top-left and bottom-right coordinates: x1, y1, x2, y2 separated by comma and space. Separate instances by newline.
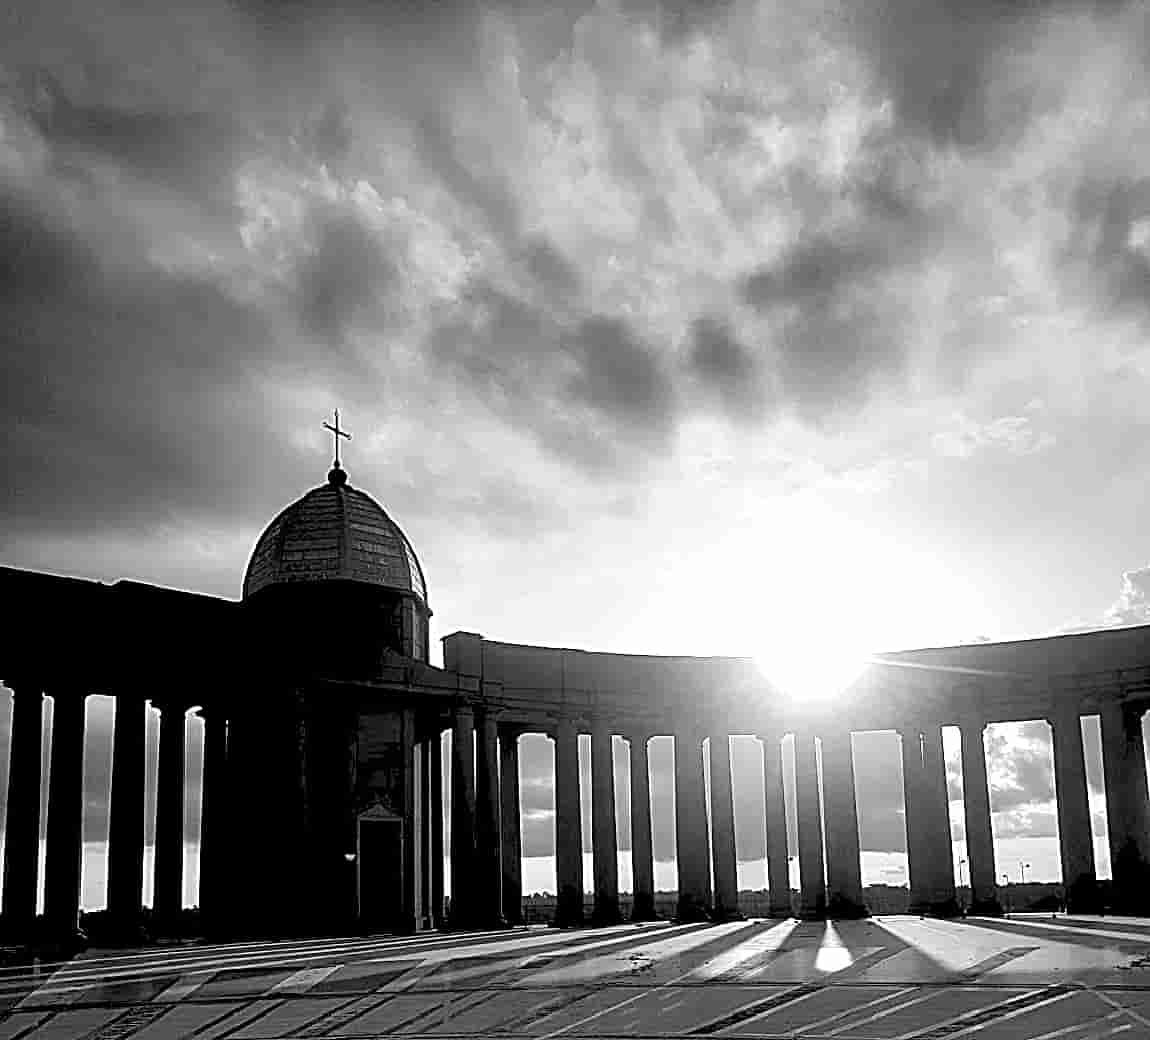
4, 462, 1150, 944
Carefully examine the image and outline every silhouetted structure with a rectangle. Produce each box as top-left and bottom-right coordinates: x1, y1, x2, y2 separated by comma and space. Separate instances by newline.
4, 434, 1150, 943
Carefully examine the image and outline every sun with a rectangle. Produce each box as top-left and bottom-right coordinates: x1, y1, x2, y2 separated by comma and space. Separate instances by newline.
753, 626, 871, 706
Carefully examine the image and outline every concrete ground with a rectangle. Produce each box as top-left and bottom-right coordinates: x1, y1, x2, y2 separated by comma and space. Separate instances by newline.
1, 914, 1149, 1038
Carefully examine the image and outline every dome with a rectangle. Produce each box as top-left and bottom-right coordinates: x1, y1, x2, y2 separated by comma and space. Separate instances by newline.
243, 466, 428, 604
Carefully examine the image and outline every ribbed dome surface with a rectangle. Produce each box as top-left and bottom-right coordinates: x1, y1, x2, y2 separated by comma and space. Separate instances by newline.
243, 470, 427, 603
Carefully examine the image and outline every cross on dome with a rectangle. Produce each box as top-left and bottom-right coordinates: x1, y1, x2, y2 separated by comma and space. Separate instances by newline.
323, 409, 352, 485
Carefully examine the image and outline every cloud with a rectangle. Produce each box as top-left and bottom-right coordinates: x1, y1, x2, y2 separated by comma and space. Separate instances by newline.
1106, 565, 1150, 625
564, 316, 677, 442
294, 205, 398, 349
688, 317, 767, 423
0, 190, 304, 539
1062, 177, 1150, 322
844, 0, 1131, 150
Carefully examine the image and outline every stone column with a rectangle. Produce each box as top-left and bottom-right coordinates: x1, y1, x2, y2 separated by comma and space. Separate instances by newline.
401, 709, 419, 932
901, 727, 930, 914
154, 701, 186, 927
475, 709, 504, 927
674, 727, 711, 921
1100, 701, 1150, 913
430, 730, 445, 928
554, 717, 584, 926
499, 727, 523, 925
43, 692, 86, 942
921, 723, 959, 916
793, 730, 826, 919
2, 684, 44, 939
419, 733, 433, 929
627, 731, 656, 921
709, 733, 740, 920
107, 691, 147, 938
959, 716, 1002, 915
198, 710, 229, 932
820, 729, 865, 918
591, 722, 620, 924
1048, 708, 1097, 913
761, 732, 791, 917
450, 707, 477, 927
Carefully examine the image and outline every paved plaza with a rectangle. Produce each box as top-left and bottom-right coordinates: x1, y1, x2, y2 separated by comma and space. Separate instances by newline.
2, 915, 1150, 1038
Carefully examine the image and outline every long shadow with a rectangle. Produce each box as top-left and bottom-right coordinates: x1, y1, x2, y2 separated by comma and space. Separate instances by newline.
957, 913, 1150, 953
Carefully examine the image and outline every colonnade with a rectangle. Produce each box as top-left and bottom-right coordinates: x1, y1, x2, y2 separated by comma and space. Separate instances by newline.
6, 685, 1150, 939
444, 703, 1150, 924
1, 685, 225, 942
446, 720, 815, 925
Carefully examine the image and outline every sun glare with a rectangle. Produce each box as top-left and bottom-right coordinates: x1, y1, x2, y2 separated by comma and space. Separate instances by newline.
754, 629, 870, 706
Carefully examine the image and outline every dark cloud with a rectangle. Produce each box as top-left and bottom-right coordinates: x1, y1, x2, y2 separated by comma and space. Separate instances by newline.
1063, 177, 1150, 322
30, 82, 245, 223
411, 109, 523, 245
738, 155, 934, 418
521, 238, 583, 300
295, 207, 397, 349
743, 236, 890, 309
432, 290, 678, 472
0, 191, 298, 539
847, 1, 1130, 150
688, 317, 767, 423
564, 316, 676, 441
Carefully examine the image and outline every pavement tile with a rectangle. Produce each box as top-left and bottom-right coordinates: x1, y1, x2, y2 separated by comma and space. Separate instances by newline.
719, 984, 904, 1035
228, 996, 360, 1037
13, 1007, 120, 1040
0, 1011, 49, 1039
126, 1002, 244, 1040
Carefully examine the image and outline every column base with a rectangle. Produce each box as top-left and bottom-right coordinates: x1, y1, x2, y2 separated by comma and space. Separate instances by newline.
966, 897, 1004, 917
0, 915, 37, 946
592, 905, 623, 926
35, 923, 88, 956
99, 913, 150, 947
554, 890, 584, 928
826, 897, 869, 920
630, 894, 657, 922
675, 895, 711, 923
709, 907, 745, 923
909, 897, 961, 918
1063, 878, 1101, 915
768, 896, 793, 918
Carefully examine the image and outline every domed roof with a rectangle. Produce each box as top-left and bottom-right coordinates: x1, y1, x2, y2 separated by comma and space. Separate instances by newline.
243, 465, 428, 604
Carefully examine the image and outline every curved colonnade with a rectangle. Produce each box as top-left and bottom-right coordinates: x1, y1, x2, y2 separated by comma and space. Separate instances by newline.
4, 580, 1150, 942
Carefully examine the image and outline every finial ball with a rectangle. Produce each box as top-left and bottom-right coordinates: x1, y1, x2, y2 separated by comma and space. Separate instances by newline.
328, 464, 348, 486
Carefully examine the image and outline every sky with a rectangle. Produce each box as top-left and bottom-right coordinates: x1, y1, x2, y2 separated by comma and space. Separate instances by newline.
4, 0, 1150, 905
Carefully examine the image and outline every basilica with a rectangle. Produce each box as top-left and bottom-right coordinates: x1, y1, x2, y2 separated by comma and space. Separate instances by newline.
4, 445, 1150, 944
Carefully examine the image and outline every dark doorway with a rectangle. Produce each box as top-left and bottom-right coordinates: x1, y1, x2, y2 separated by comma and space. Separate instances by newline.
358, 815, 404, 932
